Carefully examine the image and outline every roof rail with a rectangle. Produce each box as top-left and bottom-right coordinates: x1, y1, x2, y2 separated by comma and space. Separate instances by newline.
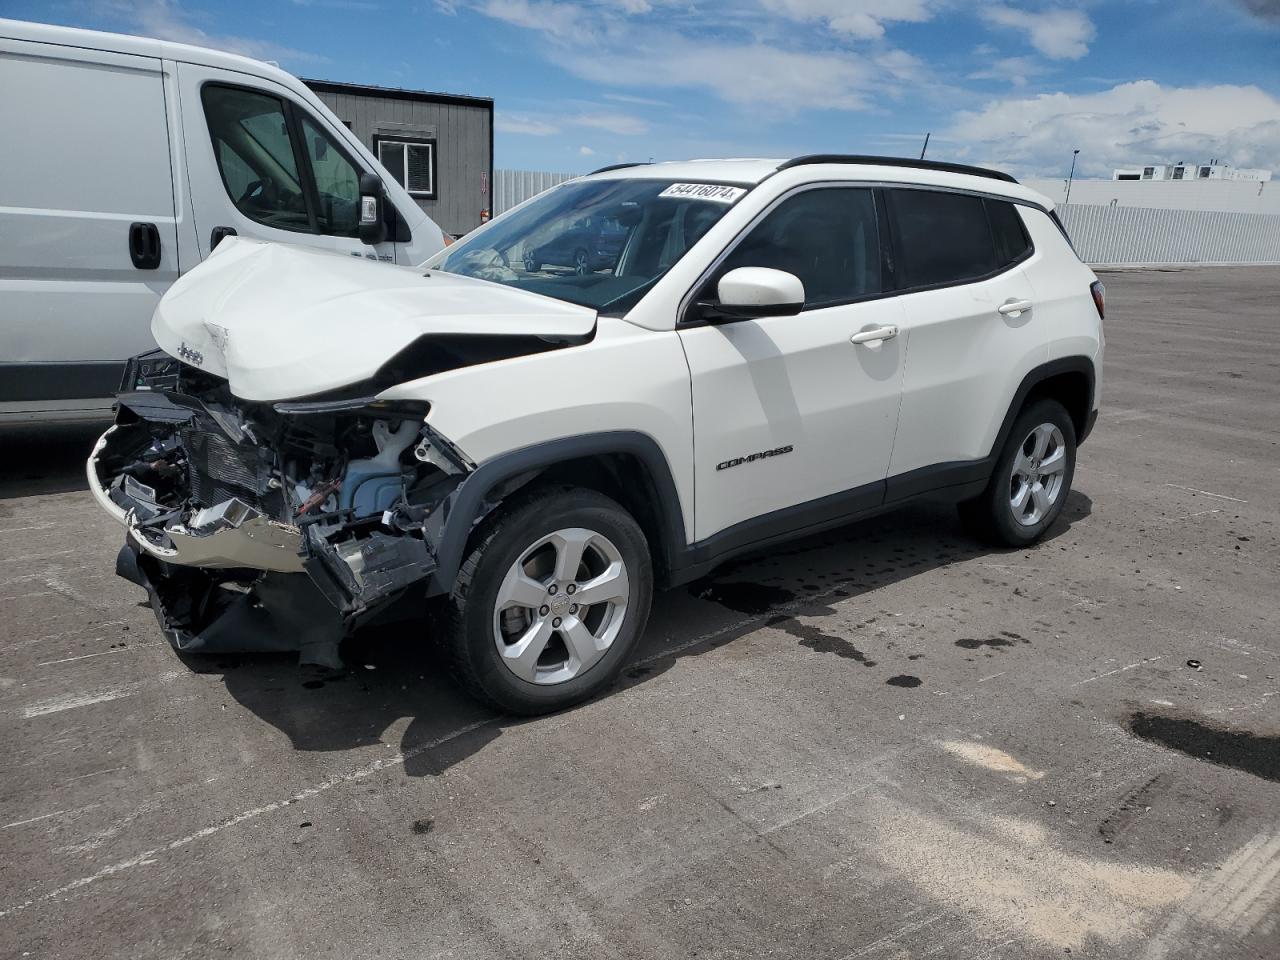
587, 161, 651, 175
778, 154, 1018, 184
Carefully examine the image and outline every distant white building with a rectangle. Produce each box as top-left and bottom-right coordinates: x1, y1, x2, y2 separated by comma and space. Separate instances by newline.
1112, 161, 1272, 183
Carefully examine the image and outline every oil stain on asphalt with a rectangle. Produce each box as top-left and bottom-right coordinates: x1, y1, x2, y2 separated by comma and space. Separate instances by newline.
690, 580, 796, 615
955, 632, 1030, 650
1127, 710, 1280, 783
886, 675, 923, 688
767, 615, 877, 666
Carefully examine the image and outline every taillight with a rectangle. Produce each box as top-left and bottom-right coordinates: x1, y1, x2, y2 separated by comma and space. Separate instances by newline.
1090, 280, 1105, 320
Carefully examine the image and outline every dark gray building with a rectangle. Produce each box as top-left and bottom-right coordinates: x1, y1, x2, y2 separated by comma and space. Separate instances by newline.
304, 79, 493, 237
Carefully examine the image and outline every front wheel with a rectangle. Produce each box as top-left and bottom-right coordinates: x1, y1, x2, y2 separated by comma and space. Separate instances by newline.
440, 486, 653, 714
959, 398, 1077, 547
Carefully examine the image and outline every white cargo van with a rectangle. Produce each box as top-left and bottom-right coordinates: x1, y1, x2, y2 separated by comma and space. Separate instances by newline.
0, 19, 446, 423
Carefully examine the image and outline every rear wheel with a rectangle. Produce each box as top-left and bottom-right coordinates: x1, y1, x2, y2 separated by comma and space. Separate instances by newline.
573, 248, 590, 275
441, 486, 652, 714
959, 399, 1076, 547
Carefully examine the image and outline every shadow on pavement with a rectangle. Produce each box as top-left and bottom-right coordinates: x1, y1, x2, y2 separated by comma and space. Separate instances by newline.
185, 489, 1093, 777
0, 421, 108, 498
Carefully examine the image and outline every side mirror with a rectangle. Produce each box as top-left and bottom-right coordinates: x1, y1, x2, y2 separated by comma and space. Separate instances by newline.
701, 267, 805, 321
358, 172, 387, 245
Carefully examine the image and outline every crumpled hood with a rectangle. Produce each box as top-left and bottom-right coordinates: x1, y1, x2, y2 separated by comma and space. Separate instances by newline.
152, 237, 597, 402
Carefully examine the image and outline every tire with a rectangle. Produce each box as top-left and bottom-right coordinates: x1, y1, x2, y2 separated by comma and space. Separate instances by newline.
573, 248, 589, 275
523, 255, 541, 272
440, 485, 653, 715
958, 398, 1077, 547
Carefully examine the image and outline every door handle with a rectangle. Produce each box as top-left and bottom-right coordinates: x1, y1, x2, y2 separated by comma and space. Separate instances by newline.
128, 222, 161, 270
210, 226, 237, 251
998, 299, 1033, 317
850, 325, 899, 345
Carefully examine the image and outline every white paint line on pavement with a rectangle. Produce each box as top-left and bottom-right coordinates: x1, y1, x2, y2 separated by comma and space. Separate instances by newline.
0, 549, 77, 565
1163, 483, 1247, 503
1072, 656, 1164, 687
62, 767, 126, 784
22, 691, 133, 718
20, 670, 185, 719
37, 649, 128, 667
3, 804, 101, 831
0, 717, 495, 919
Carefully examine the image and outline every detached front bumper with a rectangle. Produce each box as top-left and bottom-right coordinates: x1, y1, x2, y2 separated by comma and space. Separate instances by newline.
88, 426, 305, 573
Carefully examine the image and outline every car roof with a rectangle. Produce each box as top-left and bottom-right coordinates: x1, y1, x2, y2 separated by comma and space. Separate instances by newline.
586, 157, 1055, 210
1, 17, 304, 89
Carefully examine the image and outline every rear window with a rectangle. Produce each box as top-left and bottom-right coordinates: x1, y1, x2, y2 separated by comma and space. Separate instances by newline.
889, 189, 996, 288
985, 199, 1032, 267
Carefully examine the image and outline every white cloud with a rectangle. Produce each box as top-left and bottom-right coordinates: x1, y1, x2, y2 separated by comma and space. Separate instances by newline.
496, 109, 648, 136
947, 80, 1280, 176
563, 39, 877, 110
496, 114, 561, 135
94, 0, 327, 65
464, 0, 915, 112
980, 6, 1095, 60
579, 145, 596, 155
602, 92, 670, 107
568, 111, 649, 135
967, 55, 1045, 87
762, 0, 938, 39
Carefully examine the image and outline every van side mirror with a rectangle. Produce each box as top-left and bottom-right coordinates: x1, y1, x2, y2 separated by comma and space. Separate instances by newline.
698, 267, 805, 321
358, 172, 387, 245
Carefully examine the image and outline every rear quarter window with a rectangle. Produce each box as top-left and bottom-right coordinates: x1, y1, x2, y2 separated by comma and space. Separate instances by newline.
985, 199, 1033, 267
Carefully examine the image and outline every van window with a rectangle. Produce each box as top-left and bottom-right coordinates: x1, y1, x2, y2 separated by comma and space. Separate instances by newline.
985, 199, 1032, 267
299, 115, 361, 237
888, 189, 996, 288
715, 188, 881, 308
203, 86, 310, 234
202, 84, 368, 239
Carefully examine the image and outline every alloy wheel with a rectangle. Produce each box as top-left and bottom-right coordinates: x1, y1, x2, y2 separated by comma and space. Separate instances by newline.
1009, 422, 1067, 526
492, 527, 630, 685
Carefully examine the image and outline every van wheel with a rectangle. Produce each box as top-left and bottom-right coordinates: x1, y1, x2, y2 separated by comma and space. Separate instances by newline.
958, 399, 1077, 547
441, 486, 653, 715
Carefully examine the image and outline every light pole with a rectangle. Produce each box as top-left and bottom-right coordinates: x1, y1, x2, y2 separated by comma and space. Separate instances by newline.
1064, 148, 1080, 205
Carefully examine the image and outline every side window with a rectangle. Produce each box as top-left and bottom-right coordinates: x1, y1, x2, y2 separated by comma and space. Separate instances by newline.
888, 189, 996, 289
299, 115, 361, 237
202, 85, 310, 234
375, 136, 436, 198
985, 199, 1032, 267
716, 188, 881, 308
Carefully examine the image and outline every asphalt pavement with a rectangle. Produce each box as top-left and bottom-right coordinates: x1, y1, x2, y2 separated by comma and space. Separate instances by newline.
1, 266, 1278, 959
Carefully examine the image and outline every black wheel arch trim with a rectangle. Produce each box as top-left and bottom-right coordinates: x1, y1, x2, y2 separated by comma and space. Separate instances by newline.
992, 355, 1097, 455
427, 430, 688, 596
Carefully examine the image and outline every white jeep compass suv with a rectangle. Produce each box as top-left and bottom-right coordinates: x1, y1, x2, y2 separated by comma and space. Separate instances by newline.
89, 155, 1105, 714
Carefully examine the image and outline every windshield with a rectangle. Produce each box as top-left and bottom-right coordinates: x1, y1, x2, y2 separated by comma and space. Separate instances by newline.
430, 178, 746, 314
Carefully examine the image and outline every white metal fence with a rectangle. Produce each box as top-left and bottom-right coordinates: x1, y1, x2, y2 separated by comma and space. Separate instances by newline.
493, 168, 578, 215
1058, 203, 1280, 265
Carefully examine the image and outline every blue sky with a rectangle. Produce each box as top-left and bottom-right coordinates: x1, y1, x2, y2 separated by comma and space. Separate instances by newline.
10, 0, 1280, 178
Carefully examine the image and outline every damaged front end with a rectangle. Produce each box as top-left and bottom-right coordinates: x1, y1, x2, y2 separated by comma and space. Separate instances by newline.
89, 351, 473, 667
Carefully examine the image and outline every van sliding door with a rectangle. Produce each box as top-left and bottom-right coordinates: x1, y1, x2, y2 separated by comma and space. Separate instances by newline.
0, 39, 178, 415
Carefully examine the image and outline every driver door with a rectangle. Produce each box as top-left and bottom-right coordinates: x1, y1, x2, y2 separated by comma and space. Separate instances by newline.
176, 63, 396, 263
678, 186, 906, 542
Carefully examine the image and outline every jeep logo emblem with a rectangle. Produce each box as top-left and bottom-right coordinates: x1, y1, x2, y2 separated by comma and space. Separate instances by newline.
176, 342, 204, 366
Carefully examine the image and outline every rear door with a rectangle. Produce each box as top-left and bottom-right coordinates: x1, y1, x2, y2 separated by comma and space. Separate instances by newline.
885, 188, 1045, 486
0, 37, 178, 412
176, 63, 397, 263
678, 186, 905, 542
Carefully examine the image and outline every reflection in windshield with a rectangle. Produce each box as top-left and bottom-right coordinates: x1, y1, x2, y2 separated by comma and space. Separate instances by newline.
429, 179, 743, 314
